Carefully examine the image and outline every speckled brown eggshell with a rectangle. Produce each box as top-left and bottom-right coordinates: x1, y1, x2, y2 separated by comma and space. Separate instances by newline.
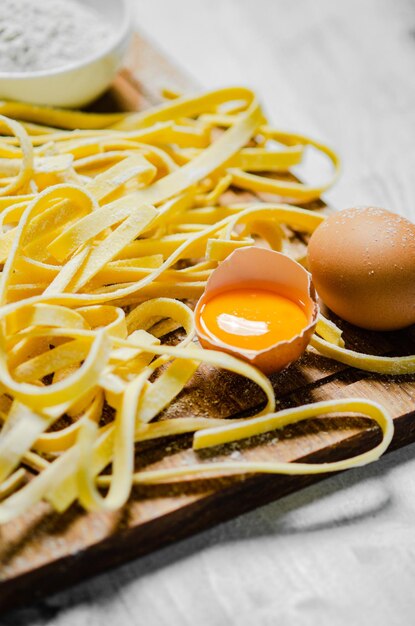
307, 206, 415, 331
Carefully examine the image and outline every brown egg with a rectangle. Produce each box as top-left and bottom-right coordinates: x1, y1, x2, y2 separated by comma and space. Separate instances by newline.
307, 206, 415, 331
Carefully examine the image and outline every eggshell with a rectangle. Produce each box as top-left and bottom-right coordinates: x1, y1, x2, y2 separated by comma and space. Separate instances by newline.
307, 206, 415, 331
195, 247, 319, 374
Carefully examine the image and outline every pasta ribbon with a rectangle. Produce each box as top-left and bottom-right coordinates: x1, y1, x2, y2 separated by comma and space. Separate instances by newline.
96, 398, 392, 485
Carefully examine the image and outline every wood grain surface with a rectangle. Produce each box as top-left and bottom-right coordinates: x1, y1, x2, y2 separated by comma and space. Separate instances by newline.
1, 26, 415, 615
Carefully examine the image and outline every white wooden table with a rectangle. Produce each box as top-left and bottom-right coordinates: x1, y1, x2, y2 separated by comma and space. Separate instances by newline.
5, 1, 415, 624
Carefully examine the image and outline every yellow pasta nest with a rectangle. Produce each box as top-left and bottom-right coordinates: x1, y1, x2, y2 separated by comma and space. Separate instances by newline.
0, 87, 407, 521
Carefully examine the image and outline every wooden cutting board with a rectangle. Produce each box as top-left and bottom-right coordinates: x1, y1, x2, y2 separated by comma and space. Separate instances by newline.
1, 32, 415, 613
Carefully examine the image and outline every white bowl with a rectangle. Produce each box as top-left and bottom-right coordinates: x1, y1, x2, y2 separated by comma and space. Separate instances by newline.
0, 0, 132, 108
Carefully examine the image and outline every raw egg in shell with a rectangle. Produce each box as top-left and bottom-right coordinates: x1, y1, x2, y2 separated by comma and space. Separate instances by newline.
308, 206, 415, 331
195, 247, 319, 374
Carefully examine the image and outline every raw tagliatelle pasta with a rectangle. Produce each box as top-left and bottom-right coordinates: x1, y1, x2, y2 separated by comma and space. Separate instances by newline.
0, 86, 408, 523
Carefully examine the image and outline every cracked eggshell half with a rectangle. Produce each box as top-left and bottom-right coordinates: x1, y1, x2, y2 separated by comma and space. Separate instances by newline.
195, 247, 319, 375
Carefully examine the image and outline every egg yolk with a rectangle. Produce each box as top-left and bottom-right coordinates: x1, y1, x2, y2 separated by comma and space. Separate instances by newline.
200, 287, 308, 351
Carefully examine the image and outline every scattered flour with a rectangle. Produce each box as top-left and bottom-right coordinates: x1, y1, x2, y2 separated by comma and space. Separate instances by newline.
0, 0, 113, 73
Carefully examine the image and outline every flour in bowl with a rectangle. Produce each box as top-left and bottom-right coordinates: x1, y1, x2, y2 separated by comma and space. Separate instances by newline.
0, 0, 113, 73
